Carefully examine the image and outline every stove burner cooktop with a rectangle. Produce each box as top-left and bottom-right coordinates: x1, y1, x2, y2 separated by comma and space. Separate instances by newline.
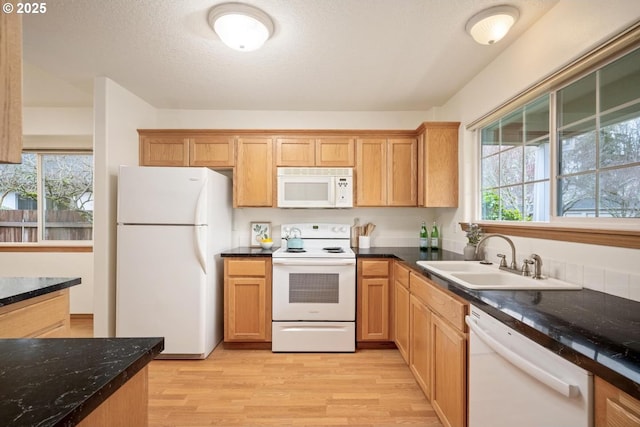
323, 247, 344, 253
286, 248, 306, 253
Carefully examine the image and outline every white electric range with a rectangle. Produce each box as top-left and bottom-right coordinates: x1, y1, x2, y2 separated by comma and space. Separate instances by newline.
271, 223, 356, 352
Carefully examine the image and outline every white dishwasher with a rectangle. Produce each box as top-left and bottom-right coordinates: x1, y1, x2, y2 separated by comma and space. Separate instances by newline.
466, 305, 593, 427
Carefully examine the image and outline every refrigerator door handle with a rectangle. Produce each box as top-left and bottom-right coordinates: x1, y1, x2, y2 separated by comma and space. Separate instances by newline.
194, 225, 207, 274
194, 177, 206, 225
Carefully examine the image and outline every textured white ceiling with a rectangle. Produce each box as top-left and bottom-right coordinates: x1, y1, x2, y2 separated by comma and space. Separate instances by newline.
22, 0, 558, 111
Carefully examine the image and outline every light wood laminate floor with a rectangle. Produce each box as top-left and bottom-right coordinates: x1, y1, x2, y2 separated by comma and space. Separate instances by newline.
70, 317, 442, 426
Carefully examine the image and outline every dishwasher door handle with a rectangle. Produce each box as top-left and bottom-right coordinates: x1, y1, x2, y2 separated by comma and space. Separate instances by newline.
465, 316, 579, 398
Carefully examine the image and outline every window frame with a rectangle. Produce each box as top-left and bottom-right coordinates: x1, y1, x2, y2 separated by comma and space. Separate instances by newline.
467, 23, 640, 249
0, 149, 94, 251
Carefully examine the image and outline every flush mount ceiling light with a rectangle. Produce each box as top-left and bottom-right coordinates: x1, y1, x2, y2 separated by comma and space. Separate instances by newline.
208, 3, 274, 52
465, 5, 519, 45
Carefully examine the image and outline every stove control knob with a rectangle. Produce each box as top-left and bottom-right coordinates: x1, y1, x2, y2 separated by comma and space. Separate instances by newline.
339, 226, 347, 233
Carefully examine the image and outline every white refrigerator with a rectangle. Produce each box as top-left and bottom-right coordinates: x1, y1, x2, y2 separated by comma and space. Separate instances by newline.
116, 166, 232, 359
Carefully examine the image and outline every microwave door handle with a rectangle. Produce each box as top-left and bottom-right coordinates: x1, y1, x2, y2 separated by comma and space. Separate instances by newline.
329, 177, 336, 205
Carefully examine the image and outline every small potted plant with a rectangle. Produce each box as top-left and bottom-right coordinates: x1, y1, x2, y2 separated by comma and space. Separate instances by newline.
464, 223, 483, 260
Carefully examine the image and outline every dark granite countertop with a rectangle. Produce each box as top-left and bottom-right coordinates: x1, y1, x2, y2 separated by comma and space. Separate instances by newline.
221, 245, 640, 398
0, 337, 164, 427
221, 246, 278, 257
0, 277, 82, 307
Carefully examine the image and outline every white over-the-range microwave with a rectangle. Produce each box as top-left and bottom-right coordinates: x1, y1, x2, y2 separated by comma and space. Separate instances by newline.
277, 167, 353, 208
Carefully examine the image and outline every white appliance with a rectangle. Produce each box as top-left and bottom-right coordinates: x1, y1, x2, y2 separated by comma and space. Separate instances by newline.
466, 304, 593, 427
277, 167, 353, 208
116, 166, 232, 359
272, 223, 356, 352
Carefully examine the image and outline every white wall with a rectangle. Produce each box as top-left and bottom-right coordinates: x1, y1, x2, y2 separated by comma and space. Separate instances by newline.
433, 0, 640, 301
93, 77, 157, 337
0, 107, 95, 313
0, 252, 93, 310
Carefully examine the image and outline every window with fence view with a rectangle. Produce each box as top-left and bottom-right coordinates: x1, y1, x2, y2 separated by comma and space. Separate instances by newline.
0, 153, 93, 243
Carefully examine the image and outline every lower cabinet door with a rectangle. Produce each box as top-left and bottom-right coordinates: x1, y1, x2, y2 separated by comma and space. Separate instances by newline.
394, 281, 410, 363
225, 277, 269, 341
431, 313, 467, 427
409, 294, 431, 399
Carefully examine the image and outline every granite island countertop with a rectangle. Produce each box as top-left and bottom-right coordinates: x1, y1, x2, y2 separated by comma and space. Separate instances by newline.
221, 245, 640, 399
0, 277, 81, 307
0, 337, 164, 427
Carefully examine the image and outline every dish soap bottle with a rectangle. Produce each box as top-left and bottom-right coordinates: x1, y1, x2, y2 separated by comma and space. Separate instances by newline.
430, 222, 439, 250
419, 222, 429, 250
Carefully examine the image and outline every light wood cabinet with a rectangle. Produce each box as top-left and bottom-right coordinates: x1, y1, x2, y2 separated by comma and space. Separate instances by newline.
275, 137, 316, 166
431, 313, 466, 427
316, 137, 355, 166
140, 135, 190, 166
394, 262, 410, 364
0, 289, 70, 338
356, 138, 417, 206
409, 271, 468, 427
410, 293, 432, 399
235, 137, 273, 207
0, 9, 22, 164
77, 366, 149, 427
356, 138, 387, 206
190, 135, 235, 167
224, 258, 272, 342
357, 259, 390, 341
275, 137, 355, 167
139, 133, 234, 167
417, 122, 460, 207
388, 138, 418, 206
595, 376, 640, 427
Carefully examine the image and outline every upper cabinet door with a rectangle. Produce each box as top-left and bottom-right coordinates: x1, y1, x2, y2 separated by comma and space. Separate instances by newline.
418, 123, 460, 207
316, 138, 355, 167
190, 136, 235, 168
235, 137, 273, 207
387, 138, 417, 206
139, 136, 189, 167
275, 138, 315, 166
0, 11, 22, 164
356, 138, 387, 206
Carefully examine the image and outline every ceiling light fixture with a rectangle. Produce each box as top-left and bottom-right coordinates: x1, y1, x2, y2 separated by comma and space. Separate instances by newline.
465, 5, 519, 45
208, 3, 274, 52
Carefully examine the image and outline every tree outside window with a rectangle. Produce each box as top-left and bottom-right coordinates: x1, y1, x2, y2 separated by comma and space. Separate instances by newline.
0, 153, 93, 243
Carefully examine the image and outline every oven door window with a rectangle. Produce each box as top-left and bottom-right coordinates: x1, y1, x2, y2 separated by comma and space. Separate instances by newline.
289, 273, 339, 304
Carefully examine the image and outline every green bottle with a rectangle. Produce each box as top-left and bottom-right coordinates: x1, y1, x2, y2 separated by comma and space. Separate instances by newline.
430, 222, 439, 250
419, 222, 428, 250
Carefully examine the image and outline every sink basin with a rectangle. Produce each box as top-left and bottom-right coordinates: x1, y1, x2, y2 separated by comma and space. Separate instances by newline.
416, 260, 582, 290
450, 272, 582, 290
416, 261, 494, 273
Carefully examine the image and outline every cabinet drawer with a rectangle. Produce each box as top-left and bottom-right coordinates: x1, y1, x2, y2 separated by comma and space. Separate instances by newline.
394, 262, 410, 289
0, 290, 69, 338
360, 259, 389, 277
226, 259, 267, 276
410, 273, 466, 332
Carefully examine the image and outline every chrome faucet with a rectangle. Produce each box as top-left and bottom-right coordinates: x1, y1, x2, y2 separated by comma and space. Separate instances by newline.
475, 233, 518, 273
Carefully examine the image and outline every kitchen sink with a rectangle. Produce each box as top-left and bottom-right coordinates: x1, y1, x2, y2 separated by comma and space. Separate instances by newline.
416, 260, 582, 290
416, 260, 494, 273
